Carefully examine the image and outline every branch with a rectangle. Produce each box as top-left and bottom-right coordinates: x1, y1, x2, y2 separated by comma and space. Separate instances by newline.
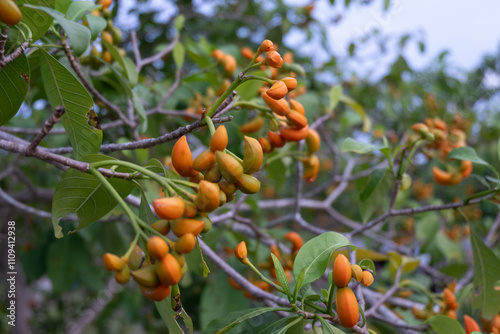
26, 106, 65, 156
365, 266, 403, 317
0, 187, 53, 219
133, 32, 180, 72
45, 115, 233, 154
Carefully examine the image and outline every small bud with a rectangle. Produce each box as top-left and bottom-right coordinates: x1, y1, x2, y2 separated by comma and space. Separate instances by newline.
235, 241, 249, 264
266, 81, 288, 100
360, 271, 374, 286
147, 236, 170, 260
103, 253, 125, 271
258, 137, 273, 153
241, 47, 255, 60
350, 264, 363, 282
281, 77, 297, 91
211, 49, 224, 60
259, 40, 274, 53
264, 51, 283, 68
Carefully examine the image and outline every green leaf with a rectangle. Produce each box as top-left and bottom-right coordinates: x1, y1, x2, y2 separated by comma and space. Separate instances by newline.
384, 0, 390, 10
51, 155, 135, 238
359, 169, 386, 202
447, 146, 491, 167
38, 48, 102, 158
174, 15, 185, 30
138, 187, 157, 225
341, 137, 383, 154
293, 232, 354, 287
101, 39, 127, 75
27, 5, 91, 56
329, 85, 342, 111
132, 91, 148, 132
358, 259, 376, 275
293, 267, 306, 302
271, 253, 291, 299
339, 94, 371, 132
16, 0, 56, 42
387, 251, 420, 276
180, 308, 194, 334
273, 316, 302, 334
196, 240, 210, 277
155, 297, 183, 334
173, 42, 185, 69
204, 307, 291, 334
426, 315, 466, 334
85, 14, 107, 40
497, 137, 500, 165
66, 1, 101, 21
236, 70, 266, 100
123, 57, 138, 86
250, 316, 297, 334
0, 54, 30, 126
317, 316, 344, 333
359, 169, 393, 222
144, 158, 167, 174
281, 63, 306, 77
470, 229, 500, 318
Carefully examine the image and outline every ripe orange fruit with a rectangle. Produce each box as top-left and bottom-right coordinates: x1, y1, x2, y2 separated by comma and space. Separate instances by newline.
267, 81, 288, 100
172, 136, 198, 177
170, 218, 205, 237
239, 116, 264, 134
336, 287, 359, 328
139, 283, 171, 301
280, 125, 309, 142
147, 236, 169, 260
152, 196, 185, 220
156, 253, 182, 286
333, 254, 351, 288
175, 233, 197, 253
103, 253, 125, 271
0, 0, 22, 26
235, 241, 248, 263
209, 125, 228, 151
464, 315, 481, 334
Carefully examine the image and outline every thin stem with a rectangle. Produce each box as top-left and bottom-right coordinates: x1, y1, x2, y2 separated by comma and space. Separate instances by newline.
326, 280, 336, 315
246, 261, 285, 293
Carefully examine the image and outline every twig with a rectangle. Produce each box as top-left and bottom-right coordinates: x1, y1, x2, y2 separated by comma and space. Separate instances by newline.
365, 266, 403, 317
0, 187, 52, 219
133, 32, 180, 72
156, 70, 182, 109
324, 159, 356, 206
45, 115, 233, 154
0, 27, 8, 62
26, 106, 65, 156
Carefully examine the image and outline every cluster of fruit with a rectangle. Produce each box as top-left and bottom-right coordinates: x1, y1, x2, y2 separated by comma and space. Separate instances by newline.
332, 254, 374, 328
84, 0, 124, 66
411, 117, 473, 185
0, 0, 22, 26
103, 236, 186, 301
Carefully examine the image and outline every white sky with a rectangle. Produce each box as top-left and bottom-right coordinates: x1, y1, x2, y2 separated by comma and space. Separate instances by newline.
311, 0, 500, 72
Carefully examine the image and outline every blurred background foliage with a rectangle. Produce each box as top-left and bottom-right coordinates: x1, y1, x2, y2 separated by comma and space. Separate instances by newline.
1, 0, 500, 333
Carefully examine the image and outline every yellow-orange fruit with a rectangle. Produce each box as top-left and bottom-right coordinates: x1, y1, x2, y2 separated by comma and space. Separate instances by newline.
268, 131, 287, 148
153, 196, 185, 220
261, 92, 289, 116
264, 50, 283, 68
189, 172, 203, 184
219, 190, 227, 206
280, 125, 309, 142
443, 288, 457, 310
128, 245, 145, 270
267, 81, 288, 100
259, 40, 274, 53
270, 244, 281, 261
281, 77, 297, 91
235, 241, 249, 263
303, 154, 320, 183
228, 277, 242, 290
216, 78, 231, 96
172, 136, 198, 177
170, 218, 205, 237
219, 180, 236, 197
350, 264, 363, 282
464, 315, 481, 334
215, 151, 244, 183
289, 99, 305, 115
240, 116, 265, 134
460, 160, 473, 178
156, 253, 182, 286
151, 220, 170, 235
103, 253, 125, 271
305, 128, 321, 154
204, 164, 222, 183
210, 125, 228, 151
0, 0, 22, 26
195, 180, 220, 212
193, 148, 216, 172
102, 50, 112, 63
175, 233, 197, 253
258, 137, 273, 153
336, 287, 359, 328
114, 266, 131, 285
433, 118, 447, 131
447, 309, 457, 320
101, 31, 113, 44
131, 265, 160, 288
221, 54, 237, 75
333, 254, 352, 288
283, 52, 294, 63
147, 236, 169, 260
236, 174, 261, 194
211, 49, 224, 60
242, 136, 263, 174
432, 166, 453, 185
411, 122, 430, 134
99, 0, 113, 9
183, 201, 198, 218
283, 232, 303, 253
287, 110, 308, 129
360, 271, 374, 287
140, 283, 171, 301
241, 47, 255, 60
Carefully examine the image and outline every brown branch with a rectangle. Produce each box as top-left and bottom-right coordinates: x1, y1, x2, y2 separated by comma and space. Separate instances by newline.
365, 266, 403, 317
133, 32, 180, 72
45, 115, 233, 154
0, 187, 53, 219
26, 106, 65, 156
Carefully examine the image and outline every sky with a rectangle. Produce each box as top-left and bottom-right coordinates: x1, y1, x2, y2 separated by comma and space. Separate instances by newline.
309, 0, 500, 74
